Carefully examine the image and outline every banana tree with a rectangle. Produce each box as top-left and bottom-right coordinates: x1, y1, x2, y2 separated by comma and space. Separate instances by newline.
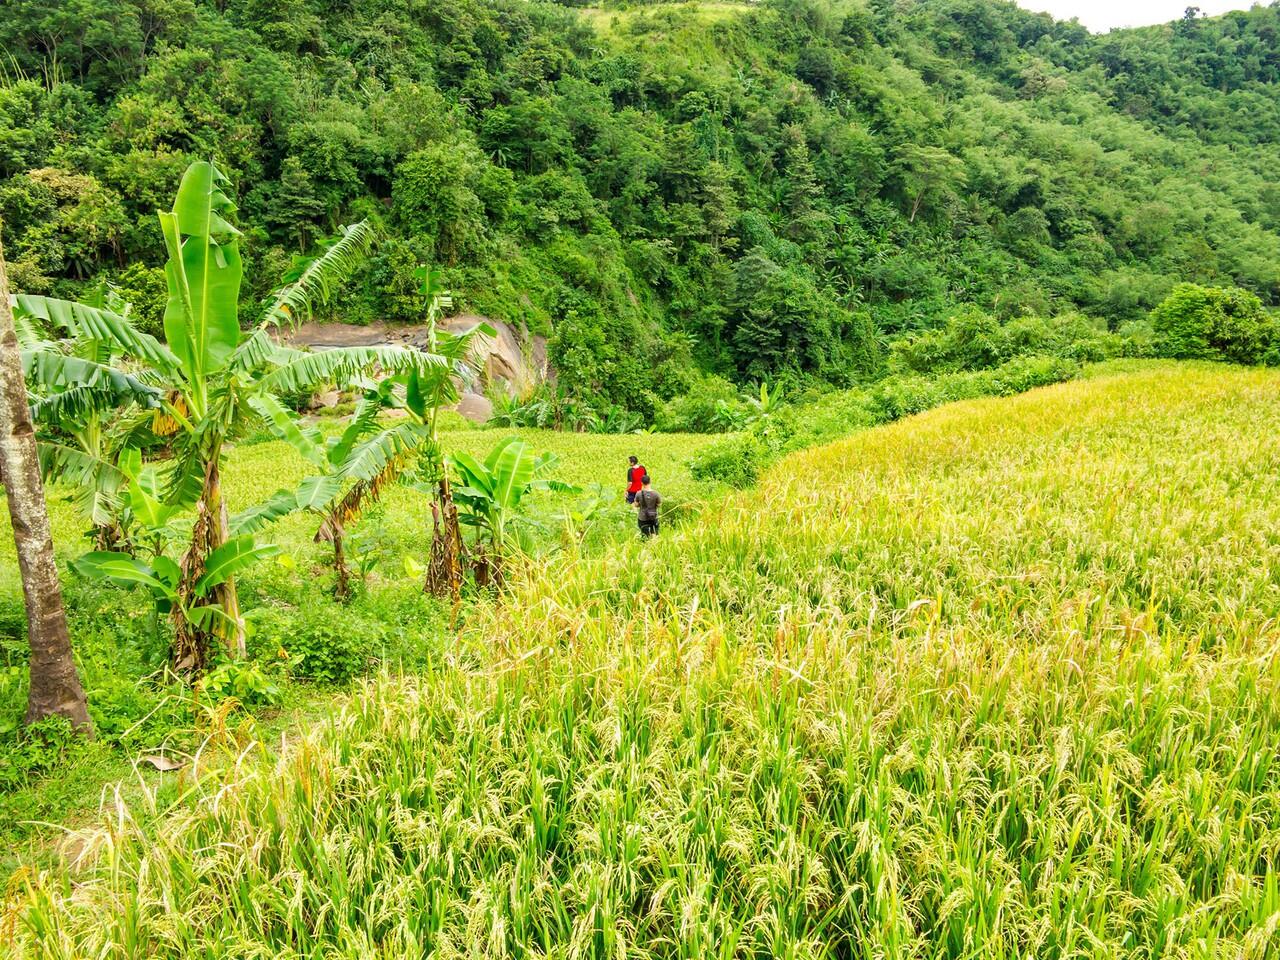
743, 379, 785, 425
451, 436, 574, 586
12, 160, 444, 671
73, 535, 280, 643
243, 389, 434, 601
407, 269, 492, 601
17, 288, 163, 547
237, 275, 488, 603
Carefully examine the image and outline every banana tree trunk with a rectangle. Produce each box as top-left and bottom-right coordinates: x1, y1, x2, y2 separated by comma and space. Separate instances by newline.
0, 227, 93, 733
333, 524, 351, 603
425, 475, 462, 603
173, 451, 244, 671
93, 519, 127, 553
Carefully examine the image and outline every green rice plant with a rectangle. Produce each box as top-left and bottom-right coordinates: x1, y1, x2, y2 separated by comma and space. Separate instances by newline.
8, 363, 1280, 958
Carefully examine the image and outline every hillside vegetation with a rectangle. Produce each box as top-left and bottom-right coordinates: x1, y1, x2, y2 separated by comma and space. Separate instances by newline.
13, 363, 1280, 957
3, 0, 1280, 415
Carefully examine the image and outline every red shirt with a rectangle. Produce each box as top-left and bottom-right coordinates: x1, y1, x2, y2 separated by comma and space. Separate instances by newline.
627, 465, 645, 493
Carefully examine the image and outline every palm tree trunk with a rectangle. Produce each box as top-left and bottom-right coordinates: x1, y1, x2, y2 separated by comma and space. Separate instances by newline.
173, 452, 244, 671
0, 224, 92, 733
333, 526, 351, 602
425, 475, 462, 603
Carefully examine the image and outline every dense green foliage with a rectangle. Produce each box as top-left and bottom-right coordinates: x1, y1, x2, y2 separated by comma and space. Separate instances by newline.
3, 0, 1279, 415
1150, 281, 1280, 363
0, 424, 719, 864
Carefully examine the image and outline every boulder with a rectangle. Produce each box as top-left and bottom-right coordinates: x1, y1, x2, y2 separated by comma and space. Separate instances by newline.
455, 393, 494, 423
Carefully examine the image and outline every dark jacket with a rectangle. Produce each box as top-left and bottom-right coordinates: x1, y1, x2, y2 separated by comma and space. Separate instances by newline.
635, 488, 661, 522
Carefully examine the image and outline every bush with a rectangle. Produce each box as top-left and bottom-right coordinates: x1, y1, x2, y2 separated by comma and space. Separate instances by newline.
1150, 283, 1279, 364
252, 600, 381, 684
199, 660, 284, 709
1114, 319, 1158, 358
979, 354, 1081, 395
891, 306, 1005, 373
654, 374, 750, 433
0, 716, 80, 792
688, 433, 767, 488
359, 584, 448, 671
869, 355, 1079, 421
246, 585, 447, 683
891, 309, 1134, 375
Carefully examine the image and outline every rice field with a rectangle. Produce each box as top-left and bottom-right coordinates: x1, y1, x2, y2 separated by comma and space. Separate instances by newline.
0, 427, 719, 598
8, 362, 1280, 958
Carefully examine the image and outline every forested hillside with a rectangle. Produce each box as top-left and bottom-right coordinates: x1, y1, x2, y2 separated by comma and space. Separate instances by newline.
3, 0, 1279, 414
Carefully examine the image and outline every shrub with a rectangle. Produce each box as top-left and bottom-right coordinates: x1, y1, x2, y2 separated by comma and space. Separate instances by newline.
654, 374, 749, 433
892, 309, 1132, 375
891, 306, 1005, 373
252, 601, 381, 684
979, 354, 1080, 395
697, 355, 1081, 486
870, 355, 1078, 421
1114, 319, 1158, 358
866, 375, 950, 421
359, 584, 448, 671
688, 433, 767, 488
0, 716, 80, 792
199, 661, 284, 709
1150, 283, 1279, 364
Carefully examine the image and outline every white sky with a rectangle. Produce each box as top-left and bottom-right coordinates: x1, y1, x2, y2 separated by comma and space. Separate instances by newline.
1016, 1, 1256, 32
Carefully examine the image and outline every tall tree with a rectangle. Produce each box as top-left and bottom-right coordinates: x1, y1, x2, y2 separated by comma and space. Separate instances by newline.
0, 218, 93, 733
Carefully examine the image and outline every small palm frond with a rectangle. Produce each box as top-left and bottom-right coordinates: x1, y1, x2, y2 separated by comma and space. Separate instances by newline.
246, 393, 327, 468
259, 221, 377, 329
37, 442, 129, 526
258, 345, 447, 396
162, 439, 207, 507
12, 295, 180, 375
228, 327, 282, 374
24, 350, 162, 424
113, 409, 162, 450
327, 395, 385, 466
313, 422, 431, 542
12, 308, 43, 348
340, 421, 431, 484
316, 455, 408, 543
229, 475, 343, 536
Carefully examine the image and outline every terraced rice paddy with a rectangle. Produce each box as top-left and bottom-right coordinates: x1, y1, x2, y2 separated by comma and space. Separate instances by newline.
10, 363, 1280, 958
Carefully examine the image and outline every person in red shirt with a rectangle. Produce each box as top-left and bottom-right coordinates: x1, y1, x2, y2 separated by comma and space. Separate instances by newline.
625, 455, 646, 504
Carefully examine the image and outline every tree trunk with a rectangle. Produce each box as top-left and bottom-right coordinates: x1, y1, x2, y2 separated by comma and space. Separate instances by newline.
93, 519, 128, 553
0, 224, 93, 733
333, 525, 351, 602
173, 452, 243, 671
425, 475, 462, 603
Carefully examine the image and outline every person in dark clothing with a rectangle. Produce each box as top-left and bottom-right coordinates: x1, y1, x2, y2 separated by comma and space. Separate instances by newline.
635, 475, 661, 537
625, 455, 646, 504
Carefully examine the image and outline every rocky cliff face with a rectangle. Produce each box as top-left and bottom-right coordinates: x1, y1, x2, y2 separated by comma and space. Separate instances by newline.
284, 317, 551, 422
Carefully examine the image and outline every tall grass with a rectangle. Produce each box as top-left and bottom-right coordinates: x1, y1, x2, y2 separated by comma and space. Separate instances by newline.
9, 363, 1280, 958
